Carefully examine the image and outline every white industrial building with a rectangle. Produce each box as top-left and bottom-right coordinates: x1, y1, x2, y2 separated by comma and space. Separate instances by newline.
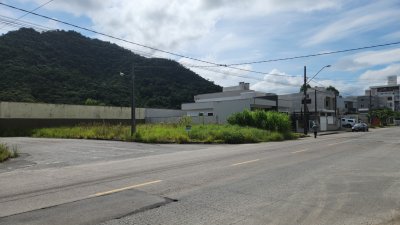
181, 82, 290, 124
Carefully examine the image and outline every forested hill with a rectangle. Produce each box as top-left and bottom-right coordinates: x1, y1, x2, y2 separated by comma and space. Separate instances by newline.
0, 28, 221, 108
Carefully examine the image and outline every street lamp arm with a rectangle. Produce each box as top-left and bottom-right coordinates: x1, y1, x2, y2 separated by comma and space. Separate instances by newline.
307, 65, 331, 84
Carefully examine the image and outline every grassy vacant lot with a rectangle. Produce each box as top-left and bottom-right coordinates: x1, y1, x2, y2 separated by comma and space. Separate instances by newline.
31, 124, 302, 144
0, 143, 19, 162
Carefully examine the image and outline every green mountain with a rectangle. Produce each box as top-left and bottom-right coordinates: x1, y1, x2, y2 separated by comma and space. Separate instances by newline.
0, 28, 221, 109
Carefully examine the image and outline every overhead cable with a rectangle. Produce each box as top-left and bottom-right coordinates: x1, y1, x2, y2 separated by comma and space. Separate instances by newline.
227, 41, 400, 66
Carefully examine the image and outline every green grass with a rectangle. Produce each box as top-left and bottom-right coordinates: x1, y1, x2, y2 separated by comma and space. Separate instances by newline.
0, 143, 19, 162
31, 123, 301, 144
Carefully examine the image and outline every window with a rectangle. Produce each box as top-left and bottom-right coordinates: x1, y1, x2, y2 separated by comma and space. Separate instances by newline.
361, 104, 364, 108
388, 97, 393, 100
207, 112, 213, 116
199, 112, 204, 116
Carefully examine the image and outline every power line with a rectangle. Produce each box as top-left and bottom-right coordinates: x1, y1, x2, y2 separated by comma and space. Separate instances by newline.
226, 42, 400, 66
0, 15, 52, 31
0, 0, 55, 31
0, 2, 224, 67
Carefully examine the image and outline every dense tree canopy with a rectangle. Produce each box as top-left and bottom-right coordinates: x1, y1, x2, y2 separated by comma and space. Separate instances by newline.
326, 86, 339, 96
0, 28, 221, 108
299, 84, 311, 93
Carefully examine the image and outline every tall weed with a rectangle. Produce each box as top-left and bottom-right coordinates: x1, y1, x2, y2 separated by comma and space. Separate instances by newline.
228, 110, 291, 132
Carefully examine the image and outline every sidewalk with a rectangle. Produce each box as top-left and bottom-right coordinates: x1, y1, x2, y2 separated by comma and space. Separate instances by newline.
318, 129, 348, 136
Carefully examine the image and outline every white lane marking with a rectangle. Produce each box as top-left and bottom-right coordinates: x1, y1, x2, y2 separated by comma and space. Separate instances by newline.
231, 159, 260, 166
291, 149, 309, 154
89, 180, 162, 197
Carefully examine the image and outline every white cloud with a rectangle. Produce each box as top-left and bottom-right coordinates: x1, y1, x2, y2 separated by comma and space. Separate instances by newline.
309, 79, 366, 96
355, 49, 400, 66
251, 69, 303, 94
179, 56, 258, 87
335, 48, 400, 71
20, 0, 340, 53
201, 0, 340, 16
359, 64, 400, 82
250, 69, 367, 96
306, 1, 400, 46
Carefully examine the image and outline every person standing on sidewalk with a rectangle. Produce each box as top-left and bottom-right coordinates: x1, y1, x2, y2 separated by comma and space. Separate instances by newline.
312, 121, 319, 138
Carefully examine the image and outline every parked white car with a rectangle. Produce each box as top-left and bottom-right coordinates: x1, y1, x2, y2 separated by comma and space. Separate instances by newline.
341, 118, 356, 128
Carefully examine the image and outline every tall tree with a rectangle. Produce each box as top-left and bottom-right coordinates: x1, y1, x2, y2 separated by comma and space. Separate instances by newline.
299, 84, 311, 93
326, 86, 339, 96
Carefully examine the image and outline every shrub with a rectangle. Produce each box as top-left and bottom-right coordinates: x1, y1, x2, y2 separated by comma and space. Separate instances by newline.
178, 116, 192, 126
0, 143, 19, 162
227, 110, 253, 127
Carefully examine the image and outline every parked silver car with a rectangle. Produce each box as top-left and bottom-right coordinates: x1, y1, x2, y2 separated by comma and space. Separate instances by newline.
352, 123, 368, 132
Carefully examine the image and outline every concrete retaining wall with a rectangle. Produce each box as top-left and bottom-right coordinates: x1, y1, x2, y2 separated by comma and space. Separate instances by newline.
0, 102, 186, 133
0, 101, 145, 119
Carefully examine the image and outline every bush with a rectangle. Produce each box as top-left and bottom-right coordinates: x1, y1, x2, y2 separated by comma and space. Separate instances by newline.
178, 116, 192, 127
0, 143, 19, 162
227, 110, 291, 132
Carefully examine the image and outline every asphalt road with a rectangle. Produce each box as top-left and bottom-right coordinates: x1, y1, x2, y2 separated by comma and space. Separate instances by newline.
0, 128, 399, 225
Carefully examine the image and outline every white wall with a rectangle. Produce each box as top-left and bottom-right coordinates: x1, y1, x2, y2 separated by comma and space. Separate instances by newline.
145, 108, 186, 118
214, 99, 251, 124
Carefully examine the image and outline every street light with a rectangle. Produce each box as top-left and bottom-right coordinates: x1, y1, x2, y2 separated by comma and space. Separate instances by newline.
307, 65, 331, 84
120, 63, 136, 137
302, 65, 331, 135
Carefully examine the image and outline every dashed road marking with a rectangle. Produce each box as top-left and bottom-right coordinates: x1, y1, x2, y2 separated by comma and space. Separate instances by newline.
291, 149, 309, 154
90, 180, 162, 197
231, 159, 260, 166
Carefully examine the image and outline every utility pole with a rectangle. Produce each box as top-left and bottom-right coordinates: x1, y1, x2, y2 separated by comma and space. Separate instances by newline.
303, 66, 308, 135
334, 94, 337, 117
131, 63, 136, 136
315, 89, 317, 122
369, 89, 372, 124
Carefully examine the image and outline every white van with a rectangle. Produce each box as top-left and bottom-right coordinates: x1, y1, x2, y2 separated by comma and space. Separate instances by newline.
341, 118, 356, 128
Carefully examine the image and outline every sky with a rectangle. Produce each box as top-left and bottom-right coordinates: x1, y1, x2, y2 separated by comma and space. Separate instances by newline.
1, 0, 400, 96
